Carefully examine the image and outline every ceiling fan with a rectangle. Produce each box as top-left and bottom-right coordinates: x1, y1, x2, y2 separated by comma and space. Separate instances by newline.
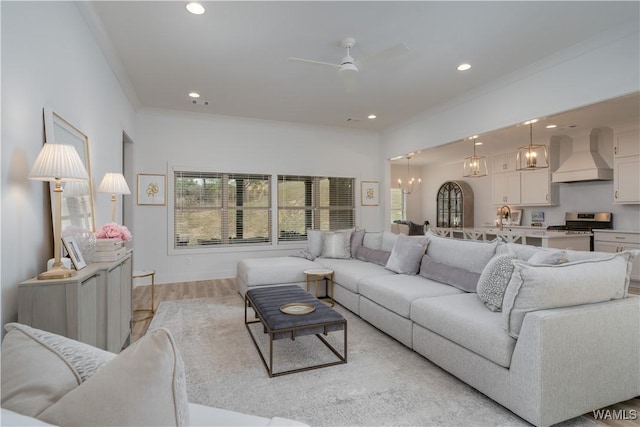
288, 37, 410, 93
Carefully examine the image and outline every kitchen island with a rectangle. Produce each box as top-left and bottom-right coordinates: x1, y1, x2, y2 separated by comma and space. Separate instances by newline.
450, 227, 591, 251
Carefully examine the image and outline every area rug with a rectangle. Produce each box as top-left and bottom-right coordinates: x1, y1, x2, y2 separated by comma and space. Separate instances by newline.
148, 296, 596, 427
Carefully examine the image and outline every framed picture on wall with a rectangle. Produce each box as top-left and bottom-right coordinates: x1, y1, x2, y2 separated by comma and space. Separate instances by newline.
361, 181, 379, 206
137, 174, 166, 205
62, 236, 86, 270
510, 209, 523, 226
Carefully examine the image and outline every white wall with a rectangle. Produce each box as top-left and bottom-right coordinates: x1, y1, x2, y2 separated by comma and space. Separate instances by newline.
133, 110, 381, 283
380, 23, 639, 228
1, 2, 136, 328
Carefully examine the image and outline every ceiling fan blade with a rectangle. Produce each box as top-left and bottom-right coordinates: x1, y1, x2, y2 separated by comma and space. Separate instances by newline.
360, 42, 410, 67
288, 57, 341, 69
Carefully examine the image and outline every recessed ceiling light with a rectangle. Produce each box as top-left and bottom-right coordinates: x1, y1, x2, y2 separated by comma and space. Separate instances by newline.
368, 114, 377, 120
457, 63, 471, 71
186, 2, 205, 15
188, 92, 200, 98
546, 124, 558, 129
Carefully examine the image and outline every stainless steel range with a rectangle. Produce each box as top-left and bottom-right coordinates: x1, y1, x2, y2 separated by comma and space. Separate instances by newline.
547, 212, 613, 250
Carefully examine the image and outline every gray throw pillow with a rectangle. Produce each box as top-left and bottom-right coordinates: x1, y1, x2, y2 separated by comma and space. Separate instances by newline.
385, 235, 429, 275
350, 229, 366, 258
321, 230, 352, 259
419, 255, 480, 292
355, 246, 391, 266
476, 254, 518, 311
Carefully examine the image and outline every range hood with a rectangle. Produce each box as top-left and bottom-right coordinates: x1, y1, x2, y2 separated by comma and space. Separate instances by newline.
551, 130, 613, 183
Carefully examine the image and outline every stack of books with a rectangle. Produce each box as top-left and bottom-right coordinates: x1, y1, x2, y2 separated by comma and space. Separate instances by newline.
94, 238, 127, 262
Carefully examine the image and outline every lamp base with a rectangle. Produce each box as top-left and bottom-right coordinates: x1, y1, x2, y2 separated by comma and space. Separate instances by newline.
37, 266, 77, 280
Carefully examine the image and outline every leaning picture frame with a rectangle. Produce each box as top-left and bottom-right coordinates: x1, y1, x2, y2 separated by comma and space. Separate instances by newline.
137, 174, 166, 205
62, 236, 87, 270
361, 181, 379, 206
510, 209, 523, 226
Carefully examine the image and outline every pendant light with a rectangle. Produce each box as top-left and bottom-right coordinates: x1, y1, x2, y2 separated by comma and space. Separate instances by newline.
462, 136, 488, 178
397, 155, 421, 195
516, 119, 548, 170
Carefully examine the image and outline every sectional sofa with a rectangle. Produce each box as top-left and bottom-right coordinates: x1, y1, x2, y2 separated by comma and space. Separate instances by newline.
236, 229, 640, 427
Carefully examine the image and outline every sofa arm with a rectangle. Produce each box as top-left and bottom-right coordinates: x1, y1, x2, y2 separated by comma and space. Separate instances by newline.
508, 297, 640, 427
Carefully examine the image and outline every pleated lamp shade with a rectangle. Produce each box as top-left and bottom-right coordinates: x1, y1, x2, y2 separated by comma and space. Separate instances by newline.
98, 173, 131, 195
29, 144, 89, 182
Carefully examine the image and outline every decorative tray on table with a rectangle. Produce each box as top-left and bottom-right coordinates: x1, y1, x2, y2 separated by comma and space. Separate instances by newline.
280, 303, 316, 315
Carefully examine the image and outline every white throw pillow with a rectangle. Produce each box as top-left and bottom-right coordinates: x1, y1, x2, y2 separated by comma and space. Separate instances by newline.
1, 323, 116, 417
502, 250, 639, 338
306, 229, 325, 258
385, 235, 429, 275
38, 328, 190, 426
321, 230, 353, 259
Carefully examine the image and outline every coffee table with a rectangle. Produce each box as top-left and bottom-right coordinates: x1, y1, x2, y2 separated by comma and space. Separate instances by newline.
244, 285, 347, 377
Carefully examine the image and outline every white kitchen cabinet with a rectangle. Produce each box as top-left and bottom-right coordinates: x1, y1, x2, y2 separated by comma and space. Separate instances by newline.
614, 129, 640, 158
593, 231, 640, 284
492, 171, 521, 205
19, 252, 133, 352
520, 168, 558, 206
492, 152, 517, 173
613, 155, 640, 204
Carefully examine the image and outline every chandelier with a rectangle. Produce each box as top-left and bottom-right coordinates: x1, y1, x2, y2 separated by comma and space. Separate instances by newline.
397, 155, 421, 195
516, 120, 548, 170
462, 136, 488, 178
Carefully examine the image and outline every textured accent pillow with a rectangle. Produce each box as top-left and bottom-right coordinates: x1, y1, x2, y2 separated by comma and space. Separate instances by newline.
419, 255, 481, 292
476, 254, 518, 311
355, 246, 391, 266
426, 230, 498, 274
350, 228, 366, 258
321, 230, 353, 259
1, 323, 116, 417
39, 328, 190, 426
385, 235, 429, 275
502, 250, 639, 338
527, 250, 568, 265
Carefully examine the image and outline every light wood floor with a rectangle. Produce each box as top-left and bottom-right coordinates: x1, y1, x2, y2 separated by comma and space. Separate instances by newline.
131, 280, 640, 426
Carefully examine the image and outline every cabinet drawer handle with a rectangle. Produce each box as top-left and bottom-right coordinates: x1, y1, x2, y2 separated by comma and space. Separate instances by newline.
615, 236, 626, 240
615, 190, 618, 199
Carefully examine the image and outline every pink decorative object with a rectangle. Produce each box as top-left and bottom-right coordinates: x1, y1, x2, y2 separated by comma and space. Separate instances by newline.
95, 222, 132, 241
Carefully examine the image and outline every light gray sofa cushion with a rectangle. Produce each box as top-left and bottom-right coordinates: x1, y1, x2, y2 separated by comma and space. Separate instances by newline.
385, 235, 429, 275
527, 249, 567, 265
411, 293, 517, 368
362, 232, 382, 250
359, 274, 463, 318
315, 257, 394, 293
503, 250, 639, 338
381, 231, 399, 252
476, 254, 518, 311
306, 229, 325, 258
426, 231, 498, 273
419, 255, 480, 292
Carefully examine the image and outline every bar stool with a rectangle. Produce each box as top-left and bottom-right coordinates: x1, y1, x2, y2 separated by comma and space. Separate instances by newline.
133, 270, 155, 322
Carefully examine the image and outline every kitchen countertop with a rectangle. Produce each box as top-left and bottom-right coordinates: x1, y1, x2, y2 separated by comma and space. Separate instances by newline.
474, 228, 593, 239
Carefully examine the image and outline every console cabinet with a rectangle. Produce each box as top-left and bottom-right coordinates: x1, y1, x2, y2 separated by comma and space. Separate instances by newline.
19, 252, 133, 353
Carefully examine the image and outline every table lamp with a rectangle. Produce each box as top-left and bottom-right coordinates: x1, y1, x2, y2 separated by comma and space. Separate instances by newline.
98, 172, 131, 222
29, 143, 89, 279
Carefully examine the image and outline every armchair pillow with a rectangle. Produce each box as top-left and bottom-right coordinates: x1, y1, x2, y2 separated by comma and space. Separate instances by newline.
38, 328, 190, 426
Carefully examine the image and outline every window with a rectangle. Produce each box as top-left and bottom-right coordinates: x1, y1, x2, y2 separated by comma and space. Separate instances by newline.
390, 188, 405, 222
278, 175, 355, 242
174, 171, 271, 248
